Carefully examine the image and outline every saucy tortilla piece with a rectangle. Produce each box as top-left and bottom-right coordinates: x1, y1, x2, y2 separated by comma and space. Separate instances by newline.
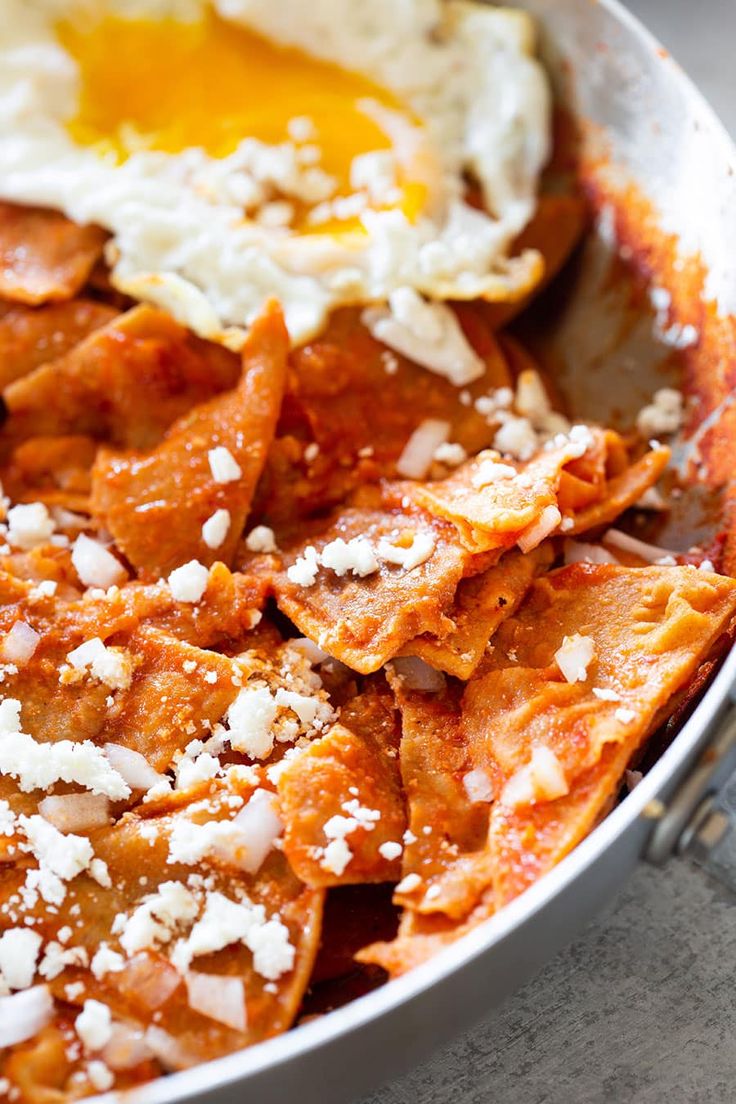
101, 626, 245, 773
407, 440, 586, 554
256, 306, 508, 527
0, 560, 267, 655
567, 446, 671, 535
462, 563, 736, 903
1, 435, 97, 514
398, 543, 554, 679
0, 299, 118, 389
90, 302, 288, 577
277, 680, 405, 886
357, 886, 496, 979
266, 505, 473, 674
387, 674, 491, 921
0, 203, 107, 306
4, 1022, 159, 1102
408, 434, 667, 555
3, 305, 241, 454
0, 778, 324, 1087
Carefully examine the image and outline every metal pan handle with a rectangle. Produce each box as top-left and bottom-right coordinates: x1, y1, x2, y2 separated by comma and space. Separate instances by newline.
646, 700, 736, 889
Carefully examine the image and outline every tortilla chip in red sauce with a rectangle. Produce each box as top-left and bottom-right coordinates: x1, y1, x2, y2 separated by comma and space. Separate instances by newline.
254, 306, 509, 527
0, 298, 118, 389
3, 305, 241, 454
0, 203, 107, 306
462, 563, 736, 903
399, 542, 554, 678
0, 779, 323, 1078
264, 505, 473, 674
90, 302, 288, 578
278, 679, 405, 886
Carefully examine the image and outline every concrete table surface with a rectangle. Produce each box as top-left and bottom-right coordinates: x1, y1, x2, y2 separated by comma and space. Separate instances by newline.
359, 4, 736, 1103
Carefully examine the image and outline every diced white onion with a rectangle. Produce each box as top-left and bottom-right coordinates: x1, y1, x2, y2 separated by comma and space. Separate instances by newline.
231, 790, 283, 875
554, 634, 595, 684
120, 955, 181, 1010
604, 529, 677, 564
391, 656, 446, 692
104, 744, 163, 792
462, 768, 495, 804
102, 1022, 154, 1071
501, 747, 569, 808
529, 746, 569, 802
185, 972, 247, 1032
39, 793, 110, 833
517, 505, 561, 553
143, 1025, 194, 1071
563, 540, 620, 566
1, 620, 40, 664
288, 637, 329, 666
396, 419, 451, 479
0, 985, 54, 1047
500, 766, 536, 808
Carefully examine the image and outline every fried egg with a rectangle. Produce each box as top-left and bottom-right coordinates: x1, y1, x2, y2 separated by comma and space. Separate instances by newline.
0, 0, 550, 350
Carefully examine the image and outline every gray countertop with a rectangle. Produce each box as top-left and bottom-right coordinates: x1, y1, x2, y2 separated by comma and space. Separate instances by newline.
360, 4, 736, 1103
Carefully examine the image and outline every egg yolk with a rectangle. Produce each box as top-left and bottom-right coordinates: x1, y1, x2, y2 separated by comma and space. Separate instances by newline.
56, 11, 427, 225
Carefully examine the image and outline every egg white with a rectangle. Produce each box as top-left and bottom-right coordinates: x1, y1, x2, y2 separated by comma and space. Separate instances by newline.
0, 0, 551, 349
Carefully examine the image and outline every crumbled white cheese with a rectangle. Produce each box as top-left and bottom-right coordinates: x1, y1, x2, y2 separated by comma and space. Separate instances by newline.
29, 580, 57, 600
201, 508, 231, 550
615, 707, 637, 724
377, 531, 435, 571
554, 634, 595, 684
72, 534, 127, 589
6, 503, 55, 550
320, 838, 353, 876
363, 288, 485, 387
119, 881, 199, 956
171, 891, 294, 981
0, 928, 42, 990
175, 751, 221, 790
470, 458, 518, 488
76, 999, 113, 1052
168, 560, 210, 603
493, 415, 539, 462
592, 687, 622, 703
395, 872, 422, 893
208, 446, 242, 484
378, 840, 403, 861
245, 525, 278, 553
90, 944, 125, 980
287, 545, 320, 587
320, 537, 380, 578
636, 388, 683, 437
20, 815, 93, 882
38, 941, 88, 980
225, 685, 278, 759
87, 1061, 115, 1092
0, 699, 129, 799
66, 637, 132, 691
434, 442, 467, 467
274, 688, 319, 727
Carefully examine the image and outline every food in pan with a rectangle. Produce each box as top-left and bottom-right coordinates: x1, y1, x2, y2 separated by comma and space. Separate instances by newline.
0, 1, 733, 1099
